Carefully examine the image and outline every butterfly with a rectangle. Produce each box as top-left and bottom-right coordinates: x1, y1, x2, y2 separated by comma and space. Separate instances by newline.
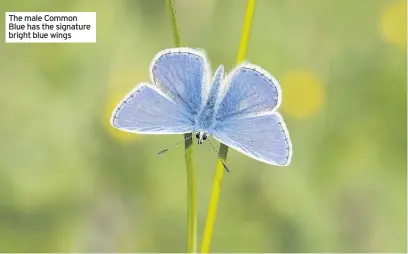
110, 48, 293, 166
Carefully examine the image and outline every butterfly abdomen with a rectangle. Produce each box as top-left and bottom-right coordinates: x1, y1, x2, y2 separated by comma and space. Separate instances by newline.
195, 65, 224, 132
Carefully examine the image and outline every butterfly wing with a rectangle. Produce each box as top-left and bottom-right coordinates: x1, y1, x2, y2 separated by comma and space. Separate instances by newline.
212, 63, 292, 166
150, 48, 212, 116
111, 84, 194, 134
215, 63, 281, 122
212, 113, 292, 166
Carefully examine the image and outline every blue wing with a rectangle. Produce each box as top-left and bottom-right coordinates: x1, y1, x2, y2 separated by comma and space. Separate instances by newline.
212, 113, 292, 166
150, 48, 212, 116
110, 84, 194, 134
215, 63, 281, 122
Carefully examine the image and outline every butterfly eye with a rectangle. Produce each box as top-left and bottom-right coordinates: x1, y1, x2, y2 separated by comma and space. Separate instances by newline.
195, 133, 200, 139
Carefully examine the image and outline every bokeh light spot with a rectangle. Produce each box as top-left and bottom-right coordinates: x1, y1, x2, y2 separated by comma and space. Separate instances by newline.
380, 1, 407, 49
280, 71, 325, 119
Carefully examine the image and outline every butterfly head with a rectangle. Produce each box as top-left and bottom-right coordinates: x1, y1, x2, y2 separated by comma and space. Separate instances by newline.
195, 131, 208, 144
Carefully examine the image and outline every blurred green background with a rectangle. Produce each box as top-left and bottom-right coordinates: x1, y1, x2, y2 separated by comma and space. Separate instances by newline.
1, 0, 406, 252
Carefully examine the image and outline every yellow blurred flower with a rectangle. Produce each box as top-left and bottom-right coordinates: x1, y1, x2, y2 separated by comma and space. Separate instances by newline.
380, 1, 407, 49
103, 69, 148, 142
280, 71, 325, 119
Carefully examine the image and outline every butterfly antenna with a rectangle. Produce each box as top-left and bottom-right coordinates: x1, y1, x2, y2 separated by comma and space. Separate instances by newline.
157, 135, 193, 155
207, 139, 230, 172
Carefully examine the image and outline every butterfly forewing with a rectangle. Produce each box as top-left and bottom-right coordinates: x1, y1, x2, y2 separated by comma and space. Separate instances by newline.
215, 64, 281, 122
150, 48, 212, 116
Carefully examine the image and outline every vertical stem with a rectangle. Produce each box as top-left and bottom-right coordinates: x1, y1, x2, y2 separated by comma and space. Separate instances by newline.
200, 0, 257, 253
166, 0, 182, 47
184, 133, 196, 253
165, 0, 197, 253
235, 0, 257, 64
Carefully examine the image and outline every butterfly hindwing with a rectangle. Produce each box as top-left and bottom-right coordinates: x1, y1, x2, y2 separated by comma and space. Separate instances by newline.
111, 84, 194, 134
212, 112, 292, 166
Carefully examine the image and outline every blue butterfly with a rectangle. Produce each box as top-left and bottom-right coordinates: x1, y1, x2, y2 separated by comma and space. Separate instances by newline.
110, 48, 292, 166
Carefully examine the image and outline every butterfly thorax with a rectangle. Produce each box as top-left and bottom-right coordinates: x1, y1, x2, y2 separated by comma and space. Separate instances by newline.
195, 65, 224, 134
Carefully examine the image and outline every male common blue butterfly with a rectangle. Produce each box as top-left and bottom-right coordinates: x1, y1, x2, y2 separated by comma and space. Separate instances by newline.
110, 48, 293, 166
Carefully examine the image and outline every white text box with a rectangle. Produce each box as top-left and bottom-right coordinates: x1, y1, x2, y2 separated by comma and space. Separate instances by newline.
5, 12, 96, 43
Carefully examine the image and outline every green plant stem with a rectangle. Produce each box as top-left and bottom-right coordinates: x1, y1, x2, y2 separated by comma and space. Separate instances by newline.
200, 0, 257, 253
166, 0, 182, 47
165, 0, 197, 253
184, 133, 196, 253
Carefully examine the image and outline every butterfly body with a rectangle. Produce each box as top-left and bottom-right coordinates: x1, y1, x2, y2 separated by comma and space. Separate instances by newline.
111, 48, 293, 166
194, 65, 224, 135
